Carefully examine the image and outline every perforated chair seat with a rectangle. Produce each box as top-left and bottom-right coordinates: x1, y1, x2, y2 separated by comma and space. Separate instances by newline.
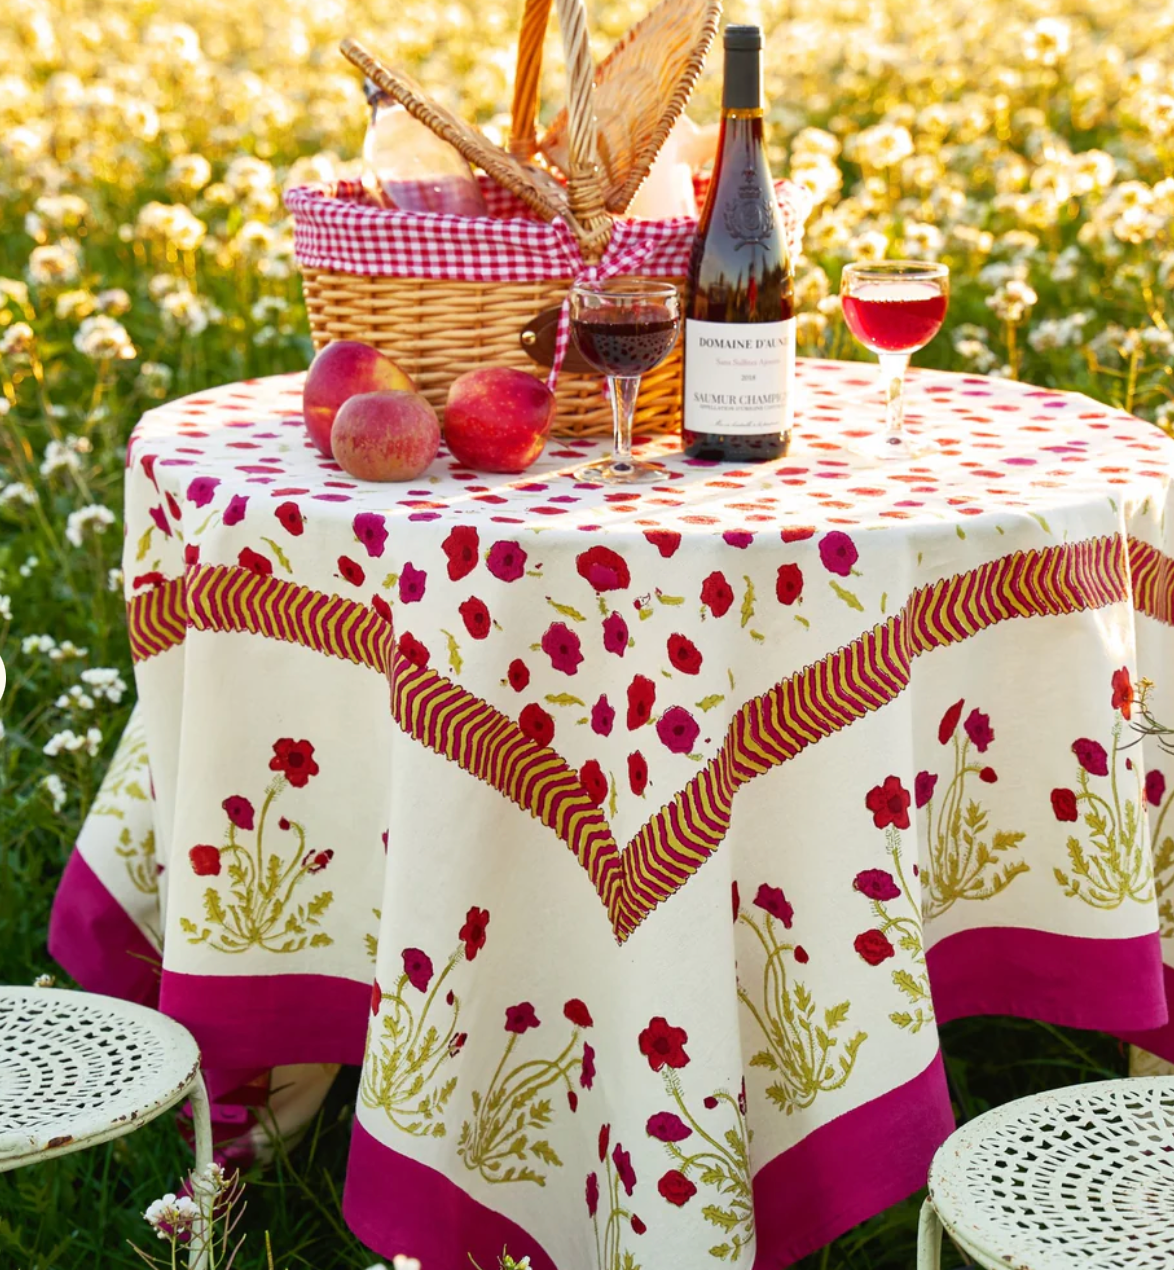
919, 1077, 1174, 1270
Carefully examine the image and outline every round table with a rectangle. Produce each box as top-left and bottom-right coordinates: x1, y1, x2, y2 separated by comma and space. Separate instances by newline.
50, 360, 1174, 1269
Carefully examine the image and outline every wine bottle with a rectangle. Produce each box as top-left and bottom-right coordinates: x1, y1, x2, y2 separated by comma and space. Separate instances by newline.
681, 25, 795, 461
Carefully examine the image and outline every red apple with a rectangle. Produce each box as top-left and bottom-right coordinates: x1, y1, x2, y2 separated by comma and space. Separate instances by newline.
303, 341, 414, 457
331, 391, 440, 482
444, 368, 555, 473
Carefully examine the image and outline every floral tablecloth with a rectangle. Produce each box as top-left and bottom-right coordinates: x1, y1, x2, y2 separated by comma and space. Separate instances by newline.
51, 359, 1174, 1268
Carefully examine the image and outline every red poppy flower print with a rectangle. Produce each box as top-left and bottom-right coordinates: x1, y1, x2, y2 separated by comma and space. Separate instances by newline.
701, 570, 734, 617
564, 999, 593, 1028
449, 1032, 467, 1056
781, 525, 816, 543
754, 883, 794, 927
602, 611, 629, 657
628, 750, 648, 796
459, 596, 491, 640
269, 737, 319, 787
1110, 667, 1134, 719
731, 881, 740, 922
352, 511, 388, 558
865, 775, 912, 831
183, 544, 199, 566
592, 695, 615, 736
658, 1170, 697, 1207
238, 546, 272, 575
372, 595, 392, 624
644, 529, 681, 557
776, 562, 803, 605
638, 1017, 689, 1071
581, 1042, 596, 1089
165, 491, 181, 521
505, 1001, 540, 1033
338, 555, 365, 586
133, 572, 166, 590
794, 945, 809, 964
667, 633, 703, 675
301, 849, 333, 873
1051, 788, 1079, 821
1072, 737, 1109, 777
855, 929, 896, 966
520, 702, 555, 747
627, 676, 656, 730
189, 845, 221, 876
657, 706, 700, 754
460, 906, 489, 961
612, 1143, 636, 1196
819, 530, 858, 576
1147, 769, 1167, 807
542, 622, 584, 674
276, 501, 305, 536
704, 1095, 718, 1109
370, 981, 381, 1016
223, 494, 248, 525
397, 632, 429, 667
398, 562, 426, 603
149, 505, 172, 537
646, 1112, 692, 1142
854, 869, 900, 901
186, 476, 219, 507
586, 1172, 599, 1218
580, 759, 608, 806
939, 699, 964, 744
222, 796, 255, 832
443, 525, 480, 580
631, 1216, 647, 1235
577, 545, 630, 592
979, 767, 997, 783
486, 539, 527, 582
915, 770, 938, 808
402, 948, 433, 993
507, 658, 530, 691
964, 708, 994, 752
723, 530, 753, 549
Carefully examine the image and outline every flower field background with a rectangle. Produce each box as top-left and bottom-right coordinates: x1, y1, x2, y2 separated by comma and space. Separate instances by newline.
0, 0, 1163, 1263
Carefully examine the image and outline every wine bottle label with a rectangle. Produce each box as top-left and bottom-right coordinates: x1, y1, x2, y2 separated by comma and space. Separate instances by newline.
683, 318, 795, 435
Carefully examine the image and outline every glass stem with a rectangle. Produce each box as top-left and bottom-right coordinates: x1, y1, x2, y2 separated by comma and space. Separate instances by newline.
609, 375, 641, 465
878, 353, 910, 441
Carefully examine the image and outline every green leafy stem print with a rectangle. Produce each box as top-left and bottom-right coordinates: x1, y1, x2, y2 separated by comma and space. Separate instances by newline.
458, 998, 593, 1187
852, 823, 934, 1034
646, 1074, 754, 1263
178, 738, 333, 953
361, 943, 466, 1138
1053, 715, 1154, 909
1147, 770, 1174, 937
587, 1124, 643, 1270
115, 824, 159, 897
737, 884, 865, 1114
920, 699, 1028, 919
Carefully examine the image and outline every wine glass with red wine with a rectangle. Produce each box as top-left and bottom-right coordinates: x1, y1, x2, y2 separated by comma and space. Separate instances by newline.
840, 261, 950, 460
569, 278, 681, 483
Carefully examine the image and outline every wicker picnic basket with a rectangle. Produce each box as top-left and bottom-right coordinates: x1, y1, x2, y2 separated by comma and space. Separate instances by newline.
293, 0, 802, 438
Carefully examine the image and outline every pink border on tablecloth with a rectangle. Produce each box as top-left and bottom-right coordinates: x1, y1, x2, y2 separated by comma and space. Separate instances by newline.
344, 1120, 559, 1270
1116, 964, 1174, 1061
927, 926, 1169, 1041
48, 848, 162, 1006
158, 969, 371, 1068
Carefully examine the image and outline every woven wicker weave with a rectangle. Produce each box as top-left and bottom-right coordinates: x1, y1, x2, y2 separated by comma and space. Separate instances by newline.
302, 269, 686, 437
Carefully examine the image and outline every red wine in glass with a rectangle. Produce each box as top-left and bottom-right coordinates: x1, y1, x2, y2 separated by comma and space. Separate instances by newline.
839, 262, 950, 460
570, 306, 679, 377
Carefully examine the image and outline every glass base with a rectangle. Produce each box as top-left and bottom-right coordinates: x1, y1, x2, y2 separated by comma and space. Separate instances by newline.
577, 455, 664, 484
851, 429, 938, 461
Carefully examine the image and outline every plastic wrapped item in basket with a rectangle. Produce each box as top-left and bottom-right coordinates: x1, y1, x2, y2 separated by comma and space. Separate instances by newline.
289, 0, 813, 439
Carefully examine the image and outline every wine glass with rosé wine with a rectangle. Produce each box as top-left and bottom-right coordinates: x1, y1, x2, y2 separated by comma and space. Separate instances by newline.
840, 260, 950, 460
569, 278, 681, 484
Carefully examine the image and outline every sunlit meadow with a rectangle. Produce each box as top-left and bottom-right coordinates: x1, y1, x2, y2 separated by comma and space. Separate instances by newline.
0, 0, 1168, 1263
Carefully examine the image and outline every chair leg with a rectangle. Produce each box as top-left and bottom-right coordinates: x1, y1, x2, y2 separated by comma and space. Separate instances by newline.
917, 1198, 942, 1270
187, 1073, 214, 1270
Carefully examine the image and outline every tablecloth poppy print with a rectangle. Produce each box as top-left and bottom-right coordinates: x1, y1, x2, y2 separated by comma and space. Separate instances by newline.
49, 359, 1174, 1269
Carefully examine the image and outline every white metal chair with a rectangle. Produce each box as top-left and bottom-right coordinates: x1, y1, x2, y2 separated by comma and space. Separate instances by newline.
0, 985, 214, 1268
919, 1077, 1174, 1269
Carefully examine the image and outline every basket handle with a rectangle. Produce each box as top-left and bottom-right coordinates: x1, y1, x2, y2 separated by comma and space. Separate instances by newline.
553, 0, 611, 261
508, 0, 553, 161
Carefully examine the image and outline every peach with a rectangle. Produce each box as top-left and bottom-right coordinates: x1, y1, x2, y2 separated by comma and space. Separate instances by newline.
444, 367, 555, 473
330, 390, 440, 482
303, 341, 414, 457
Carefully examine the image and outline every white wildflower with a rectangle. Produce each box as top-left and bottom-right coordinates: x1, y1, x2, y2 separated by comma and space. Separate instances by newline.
27, 242, 81, 288
136, 361, 173, 398
65, 504, 116, 548
55, 289, 95, 322
19, 556, 39, 578
43, 727, 102, 758
22, 634, 56, 656
107, 567, 124, 592
0, 278, 30, 308
159, 287, 213, 337
33, 972, 56, 987
0, 594, 10, 622
167, 153, 212, 193
817, 294, 842, 318
74, 315, 136, 361
796, 312, 829, 342
987, 280, 1039, 323
135, 202, 207, 252
34, 193, 87, 230
1051, 245, 1083, 284
0, 483, 38, 510
391, 1259, 422, 1270
954, 339, 999, 372
1028, 314, 1090, 352
96, 288, 131, 316
1022, 17, 1071, 67
144, 1192, 198, 1241
41, 435, 91, 479
80, 668, 127, 703
0, 323, 35, 358
1141, 326, 1174, 356
49, 640, 87, 663
847, 230, 888, 262
901, 222, 944, 260
56, 686, 95, 712
852, 122, 914, 169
